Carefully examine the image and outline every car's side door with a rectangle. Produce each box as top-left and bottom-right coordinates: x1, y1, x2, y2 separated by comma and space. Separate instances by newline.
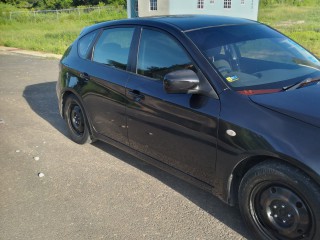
126, 28, 220, 185
80, 27, 136, 145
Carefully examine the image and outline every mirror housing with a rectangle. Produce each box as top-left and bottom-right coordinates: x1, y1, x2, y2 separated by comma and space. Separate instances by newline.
164, 69, 200, 94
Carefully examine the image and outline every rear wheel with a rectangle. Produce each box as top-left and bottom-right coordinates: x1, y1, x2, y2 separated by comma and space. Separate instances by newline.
64, 95, 91, 144
239, 161, 320, 240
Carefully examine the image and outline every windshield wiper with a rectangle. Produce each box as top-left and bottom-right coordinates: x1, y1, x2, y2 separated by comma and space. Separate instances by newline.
283, 77, 320, 91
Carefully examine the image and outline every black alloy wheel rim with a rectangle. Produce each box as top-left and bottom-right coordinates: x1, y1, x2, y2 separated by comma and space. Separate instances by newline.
250, 183, 314, 239
70, 105, 84, 136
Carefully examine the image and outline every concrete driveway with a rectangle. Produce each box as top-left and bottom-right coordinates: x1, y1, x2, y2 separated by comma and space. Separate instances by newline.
0, 51, 250, 240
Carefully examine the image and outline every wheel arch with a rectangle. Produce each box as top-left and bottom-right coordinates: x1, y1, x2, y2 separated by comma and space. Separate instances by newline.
61, 90, 80, 119
62, 90, 95, 139
227, 155, 320, 206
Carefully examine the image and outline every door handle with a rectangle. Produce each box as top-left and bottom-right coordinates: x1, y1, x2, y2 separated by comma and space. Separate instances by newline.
79, 72, 90, 82
128, 89, 145, 102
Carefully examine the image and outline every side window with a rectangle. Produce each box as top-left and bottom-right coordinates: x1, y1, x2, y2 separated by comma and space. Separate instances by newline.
78, 30, 98, 59
92, 28, 134, 70
137, 29, 194, 80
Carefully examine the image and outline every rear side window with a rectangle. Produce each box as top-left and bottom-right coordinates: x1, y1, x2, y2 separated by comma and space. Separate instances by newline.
78, 30, 98, 59
92, 28, 134, 70
137, 29, 193, 80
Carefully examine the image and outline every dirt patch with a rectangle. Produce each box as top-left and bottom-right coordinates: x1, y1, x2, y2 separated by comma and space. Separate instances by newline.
276, 20, 305, 27
0, 46, 62, 59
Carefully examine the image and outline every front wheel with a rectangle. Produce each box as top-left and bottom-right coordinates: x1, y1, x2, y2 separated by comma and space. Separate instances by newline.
64, 95, 91, 144
239, 161, 320, 240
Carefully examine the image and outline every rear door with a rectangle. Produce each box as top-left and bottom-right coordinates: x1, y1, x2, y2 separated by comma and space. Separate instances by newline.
81, 27, 135, 145
126, 28, 220, 185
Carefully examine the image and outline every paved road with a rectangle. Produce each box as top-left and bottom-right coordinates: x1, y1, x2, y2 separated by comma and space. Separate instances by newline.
0, 52, 251, 240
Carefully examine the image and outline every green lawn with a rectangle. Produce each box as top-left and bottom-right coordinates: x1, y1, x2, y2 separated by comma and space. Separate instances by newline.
258, 4, 320, 57
0, 4, 319, 57
0, 6, 127, 54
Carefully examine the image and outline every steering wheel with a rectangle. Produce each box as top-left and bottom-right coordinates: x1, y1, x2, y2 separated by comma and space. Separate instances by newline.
217, 65, 232, 76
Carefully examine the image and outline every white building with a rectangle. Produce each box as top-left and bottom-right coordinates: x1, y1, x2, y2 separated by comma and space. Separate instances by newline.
127, 0, 260, 21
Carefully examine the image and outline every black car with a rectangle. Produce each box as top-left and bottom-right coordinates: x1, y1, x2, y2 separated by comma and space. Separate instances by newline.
57, 15, 320, 240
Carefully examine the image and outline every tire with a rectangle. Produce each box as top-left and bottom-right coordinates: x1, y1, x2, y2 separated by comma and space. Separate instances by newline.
64, 95, 92, 144
238, 160, 320, 240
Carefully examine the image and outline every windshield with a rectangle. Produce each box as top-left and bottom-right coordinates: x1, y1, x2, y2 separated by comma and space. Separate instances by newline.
187, 24, 320, 94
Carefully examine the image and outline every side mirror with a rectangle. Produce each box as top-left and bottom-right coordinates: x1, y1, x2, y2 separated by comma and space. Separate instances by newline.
163, 69, 200, 94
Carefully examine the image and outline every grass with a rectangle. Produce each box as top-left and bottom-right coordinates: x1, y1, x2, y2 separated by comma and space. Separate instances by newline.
258, 4, 320, 57
0, 3, 319, 57
1, 22, 79, 54
0, 6, 127, 54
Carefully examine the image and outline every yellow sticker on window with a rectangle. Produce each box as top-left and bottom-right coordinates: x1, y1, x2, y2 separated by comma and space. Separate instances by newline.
226, 75, 239, 82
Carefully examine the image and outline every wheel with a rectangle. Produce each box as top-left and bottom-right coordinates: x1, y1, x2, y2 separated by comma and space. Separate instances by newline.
238, 161, 320, 240
64, 95, 91, 144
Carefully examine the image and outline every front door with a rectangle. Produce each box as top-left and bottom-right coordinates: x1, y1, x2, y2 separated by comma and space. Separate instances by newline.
126, 28, 220, 185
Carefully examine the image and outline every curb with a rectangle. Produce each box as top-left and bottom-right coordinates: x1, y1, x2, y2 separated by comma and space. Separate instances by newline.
0, 46, 62, 59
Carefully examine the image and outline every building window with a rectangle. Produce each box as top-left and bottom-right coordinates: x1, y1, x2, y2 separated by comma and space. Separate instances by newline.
241, 0, 244, 4
210, 0, 214, 4
224, 0, 231, 8
197, 0, 204, 9
150, 0, 157, 11
135, 0, 139, 14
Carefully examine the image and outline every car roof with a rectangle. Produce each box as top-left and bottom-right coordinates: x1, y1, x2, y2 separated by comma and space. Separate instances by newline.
80, 15, 256, 36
